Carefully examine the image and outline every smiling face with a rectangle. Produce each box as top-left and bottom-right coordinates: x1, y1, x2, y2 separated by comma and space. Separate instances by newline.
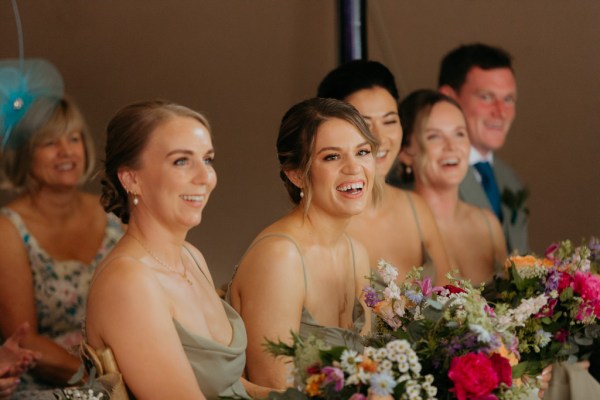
409, 101, 470, 189
305, 118, 375, 217
451, 67, 516, 156
344, 86, 402, 177
31, 130, 86, 189
130, 116, 216, 229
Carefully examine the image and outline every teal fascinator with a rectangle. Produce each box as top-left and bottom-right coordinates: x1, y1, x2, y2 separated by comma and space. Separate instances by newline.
0, 59, 64, 150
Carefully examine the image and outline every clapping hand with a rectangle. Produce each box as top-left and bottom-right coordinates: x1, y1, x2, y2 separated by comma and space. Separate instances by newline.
0, 323, 41, 399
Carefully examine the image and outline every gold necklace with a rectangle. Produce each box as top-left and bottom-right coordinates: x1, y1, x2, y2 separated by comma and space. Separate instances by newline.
129, 234, 193, 285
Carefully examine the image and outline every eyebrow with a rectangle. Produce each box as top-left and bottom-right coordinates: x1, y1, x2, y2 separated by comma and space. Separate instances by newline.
316, 141, 369, 155
362, 111, 398, 119
165, 148, 215, 158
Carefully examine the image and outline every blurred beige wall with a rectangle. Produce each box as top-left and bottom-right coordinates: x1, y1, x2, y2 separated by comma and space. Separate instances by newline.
1, 1, 598, 286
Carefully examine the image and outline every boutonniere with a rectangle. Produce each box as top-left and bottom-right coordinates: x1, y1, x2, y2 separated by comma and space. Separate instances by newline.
501, 188, 530, 225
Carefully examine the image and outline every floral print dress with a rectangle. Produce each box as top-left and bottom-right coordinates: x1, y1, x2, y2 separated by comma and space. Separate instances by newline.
0, 207, 124, 390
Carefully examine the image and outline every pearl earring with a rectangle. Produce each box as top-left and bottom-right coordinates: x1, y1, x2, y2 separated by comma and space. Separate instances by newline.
405, 165, 412, 175
133, 194, 139, 206
300, 190, 304, 199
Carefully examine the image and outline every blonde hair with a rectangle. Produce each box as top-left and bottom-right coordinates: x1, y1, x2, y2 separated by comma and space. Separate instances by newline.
1, 96, 95, 192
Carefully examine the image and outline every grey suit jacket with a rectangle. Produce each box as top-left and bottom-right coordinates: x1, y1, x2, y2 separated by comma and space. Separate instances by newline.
459, 157, 529, 254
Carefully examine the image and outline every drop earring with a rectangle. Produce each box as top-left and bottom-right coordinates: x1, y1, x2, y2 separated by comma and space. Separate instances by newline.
133, 194, 139, 206
405, 165, 412, 175
299, 190, 304, 199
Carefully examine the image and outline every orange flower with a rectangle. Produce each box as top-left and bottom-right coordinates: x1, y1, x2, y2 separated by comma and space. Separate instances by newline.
494, 343, 519, 367
305, 373, 325, 397
360, 356, 378, 373
505, 255, 553, 276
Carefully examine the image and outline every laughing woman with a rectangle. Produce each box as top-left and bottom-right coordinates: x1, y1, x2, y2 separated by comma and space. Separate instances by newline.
317, 60, 451, 285
398, 90, 506, 286
228, 98, 379, 389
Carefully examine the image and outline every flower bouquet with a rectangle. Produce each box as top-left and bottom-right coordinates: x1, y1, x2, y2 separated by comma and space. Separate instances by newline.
265, 332, 437, 399
491, 237, 600, 376
363, 261, 529, 400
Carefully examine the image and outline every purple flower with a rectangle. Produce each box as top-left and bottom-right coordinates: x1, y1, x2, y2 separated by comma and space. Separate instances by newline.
405, 289, 423, 304
545, 269, 561, 293
322, 366, 344, 391
363, 286, 380, 308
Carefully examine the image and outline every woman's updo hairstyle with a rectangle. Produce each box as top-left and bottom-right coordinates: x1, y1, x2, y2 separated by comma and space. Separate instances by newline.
101, 100, 210, 223
276, 97, 382, 211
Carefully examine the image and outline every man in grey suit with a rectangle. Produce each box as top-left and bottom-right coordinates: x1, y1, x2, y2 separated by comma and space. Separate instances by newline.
438, 43, 528, 254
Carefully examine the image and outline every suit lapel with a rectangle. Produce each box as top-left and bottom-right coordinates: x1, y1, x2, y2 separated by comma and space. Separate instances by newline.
459, 166, 492, 209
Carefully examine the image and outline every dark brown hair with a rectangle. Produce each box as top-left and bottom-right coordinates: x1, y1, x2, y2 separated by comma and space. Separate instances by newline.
277, 97, 382, 210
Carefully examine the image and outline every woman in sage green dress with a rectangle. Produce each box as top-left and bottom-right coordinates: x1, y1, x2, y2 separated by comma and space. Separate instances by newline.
85, 100, 272, 399
229, 98, 380, 389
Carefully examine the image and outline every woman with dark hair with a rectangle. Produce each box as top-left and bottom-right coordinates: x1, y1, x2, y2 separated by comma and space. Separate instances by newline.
229, 97, 379, 389
85, 100, 271, 399
398, 89, 506, 285
0, 92, 123, 390
318, 60, 451, 285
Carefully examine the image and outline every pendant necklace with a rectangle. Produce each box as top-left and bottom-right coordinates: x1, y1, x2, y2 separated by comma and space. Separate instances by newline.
129, 234, 193, 285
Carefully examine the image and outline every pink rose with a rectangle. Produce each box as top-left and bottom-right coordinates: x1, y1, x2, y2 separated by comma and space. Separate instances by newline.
573, 272, 600, 319
489, 353, 512, 387
322, 366, 344, 392
448, 353, 500, 400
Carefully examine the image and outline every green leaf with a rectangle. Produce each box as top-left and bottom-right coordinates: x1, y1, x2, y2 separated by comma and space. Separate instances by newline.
560, 287, 574, 302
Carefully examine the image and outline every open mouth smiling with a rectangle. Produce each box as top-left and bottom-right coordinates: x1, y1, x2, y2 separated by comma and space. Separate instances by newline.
336, 181, 365, 195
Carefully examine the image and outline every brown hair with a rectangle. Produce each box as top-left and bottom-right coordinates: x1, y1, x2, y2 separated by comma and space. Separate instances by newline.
399, 89, 463, 184
277, 97, 382, 211
101, 100, 210, 224
1, 96, 95, 192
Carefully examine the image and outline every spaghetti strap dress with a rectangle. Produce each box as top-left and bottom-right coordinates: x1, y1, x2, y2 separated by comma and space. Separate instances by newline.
174, 247, 250, 399
229, 233, 365, 351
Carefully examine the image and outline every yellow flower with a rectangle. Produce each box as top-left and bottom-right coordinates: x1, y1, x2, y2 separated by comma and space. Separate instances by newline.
305, 373, 325, 397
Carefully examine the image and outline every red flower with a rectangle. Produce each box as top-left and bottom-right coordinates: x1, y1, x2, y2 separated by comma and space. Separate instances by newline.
535, 298, 558, 318
443, 285, 467, 294
554, 329, 568, 343
489, 354, 512, 387
448, 353, 500, 400
306, 363, 321, 374
557, 272, 574, 294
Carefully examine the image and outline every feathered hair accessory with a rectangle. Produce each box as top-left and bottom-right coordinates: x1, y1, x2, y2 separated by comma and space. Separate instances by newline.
0, 59, 64, 150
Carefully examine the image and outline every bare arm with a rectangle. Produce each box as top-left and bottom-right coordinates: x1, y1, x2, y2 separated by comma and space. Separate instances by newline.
0, 217, 80, 385
230, 238, 305, 389
410, 194, 453, 285
86, 258, 206, 400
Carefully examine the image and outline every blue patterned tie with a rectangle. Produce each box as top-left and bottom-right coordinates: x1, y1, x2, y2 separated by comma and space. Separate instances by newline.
474, 161, 503, 221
